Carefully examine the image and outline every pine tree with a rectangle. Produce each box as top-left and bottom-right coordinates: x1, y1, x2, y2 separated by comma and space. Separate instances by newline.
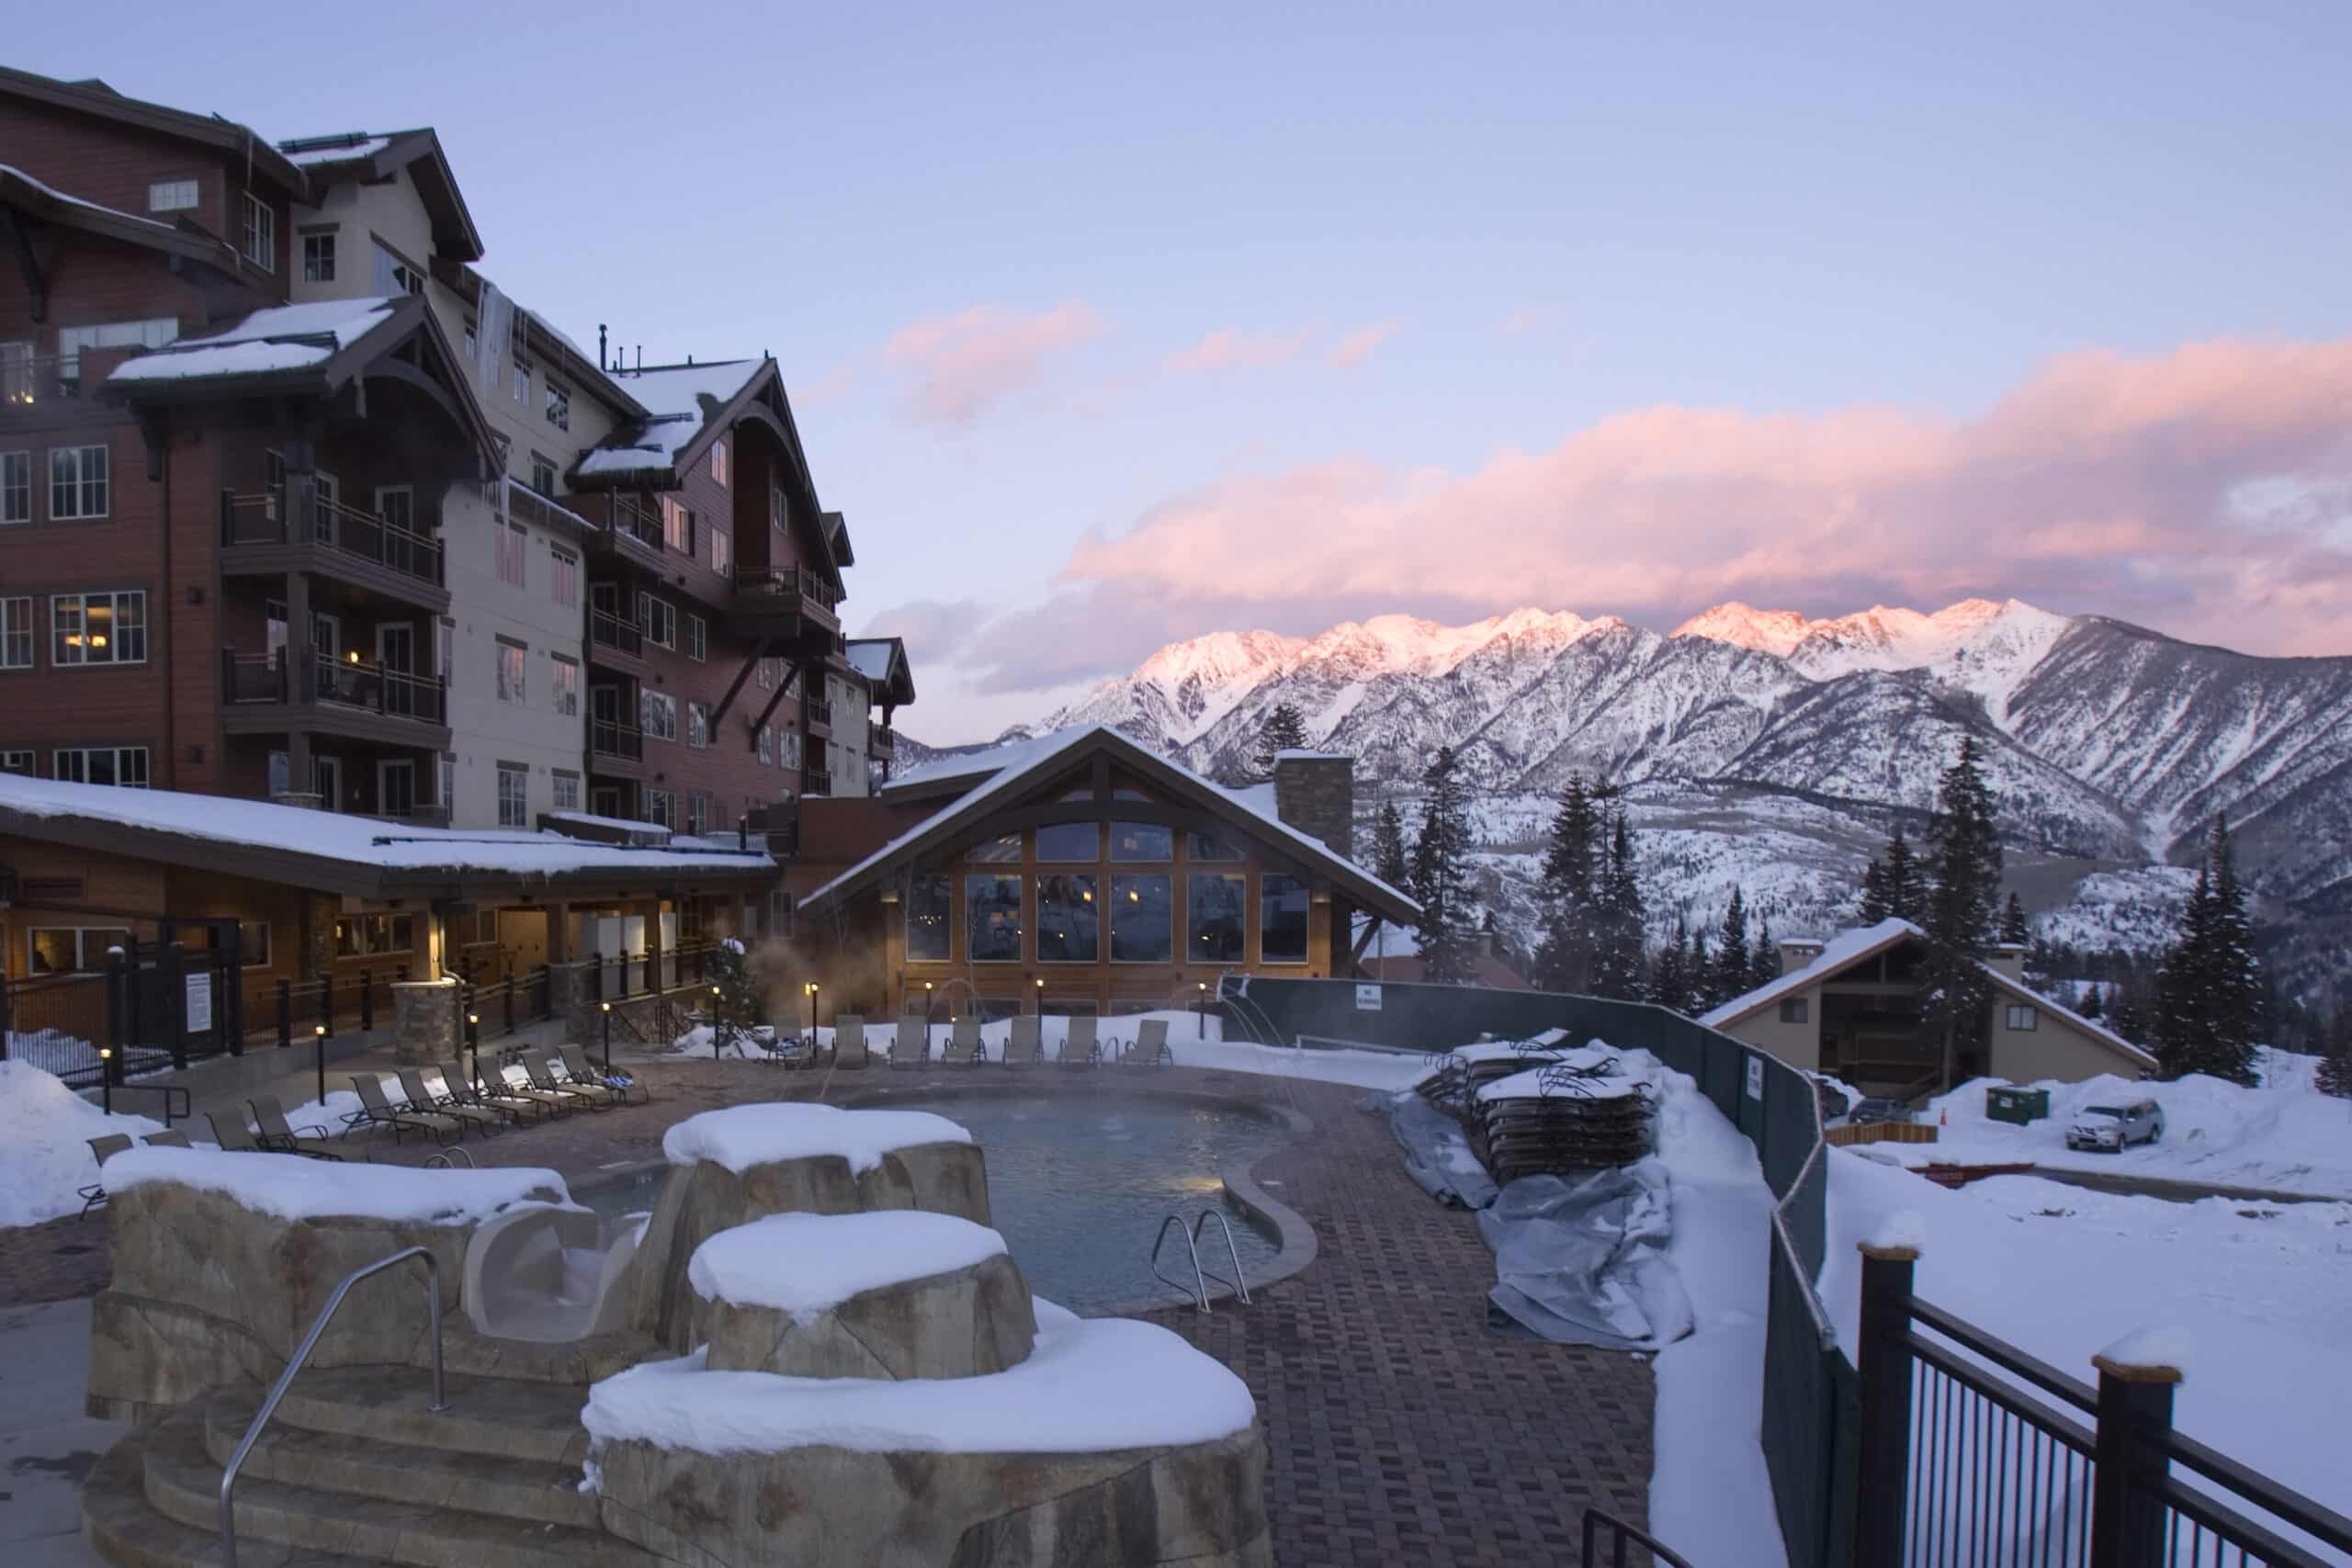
1858, 824, 1928, 924
1408, 746, 1476, 984
1712, 890, 1753, 1009
2154, 818, 2261, 1086
1650, 918, 1690, 1015
1371, 800, 1410, 889
2317, 1008, 2352, 1100
1688, 922, 1710, 1008
1533, 776, 1600, 992
1750, 913, 1781, 993
1999, 891, 2030, 946
1590, 802, 1647, 999
707, 936, 762, 1055
1921, 737, 2004, 1089
1250, 702, 1308, 777
2078, 984, 2104, 1021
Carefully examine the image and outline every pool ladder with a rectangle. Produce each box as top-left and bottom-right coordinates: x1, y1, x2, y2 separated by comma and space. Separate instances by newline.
1151, 1211, 1253, 1314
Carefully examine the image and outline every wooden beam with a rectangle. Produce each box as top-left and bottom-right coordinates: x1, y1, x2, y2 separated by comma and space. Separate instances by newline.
708, 637, 771, 728
747, 653, 799, 735
2, 209, 47, 322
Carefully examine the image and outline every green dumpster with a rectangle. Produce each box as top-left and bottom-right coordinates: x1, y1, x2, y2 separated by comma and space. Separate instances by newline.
1985, 1086, 2050, 1126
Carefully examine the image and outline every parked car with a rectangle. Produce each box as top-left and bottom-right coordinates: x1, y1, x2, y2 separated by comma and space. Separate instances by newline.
2065, 1099, 2164, 1152
1846, 1097, 1915, 1127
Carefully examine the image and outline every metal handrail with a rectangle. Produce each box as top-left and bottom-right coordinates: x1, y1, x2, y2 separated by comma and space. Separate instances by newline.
1193, 1211, 1252, 1305
1580, 1506, 1695, 1568
424, 1146, 476, 1169
218, 1246, 449, 1568
1150, 1213, 1212, 1313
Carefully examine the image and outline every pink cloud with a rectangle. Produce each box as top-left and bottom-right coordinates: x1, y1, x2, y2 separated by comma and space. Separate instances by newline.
1167, 328, 1307, 373
1005, 336, 2352, 685
1498, 307, 1555, 337
882, 301, 1102, 425
1327, 320, 1398, 368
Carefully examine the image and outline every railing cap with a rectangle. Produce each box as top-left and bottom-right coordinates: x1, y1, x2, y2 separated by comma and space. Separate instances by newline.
2094, 1325, 2190, 1383
1857, 1207, 1925, 1262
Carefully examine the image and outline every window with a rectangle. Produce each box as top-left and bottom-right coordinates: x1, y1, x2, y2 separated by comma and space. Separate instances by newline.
755, 657, 777, 690
710, 439, 729, 488
780, 728, 802, 771
53, 746, 150, 788
688, 702, 710, 749
545, 380, 570, 430
436, 619, 454, 679
906, 873, 952, 961
642, 691, 677, 741
2, 451, 27, 524
2005, 1003, 2039, 1032
28, 927, 131, 974
551, 654, 579, 716
1779, 998, 1810, 1025
514, 362, 532, 405
374, 486, 413, 533
551, 771, 582, 812
640, 595, 675, 649
242, 194, 275, 269
1261, 874, 1309, 964
1036, 874, 1099, 962
236, 920, 272, 968
462, 321, 478, 362
686, 792, 710, 835
1036, 821, 1099, 862
496, 519, 526, 588
549, 546, 578, 608
642, 787, 675, 829
58, 320, 176, 388
755, 724, 772, 764
495, 639, 526, 703
686, 614, 707, 662
439, 754, 455, 809
496, 764, 528, 827
708, 526, 731, 578
0, 597, 29, 669
334, 913, 415, 958
770, 481, 785, 532
1186, 832, 1245, 862
661, 498, 691, 553
1188, 874, 1247, 963
370, 241, 423, 297
967, 874, 1022, 962
302, 231, 335, 282
49, 445, 109, 519
967, 833, 1021, 863
51, 592, 145, 665
1111, 820, 1172, 862
1110, 874, 1172, 962
0, 749, 31, 774
148, 178, 198, 213
530, 453, 558, 495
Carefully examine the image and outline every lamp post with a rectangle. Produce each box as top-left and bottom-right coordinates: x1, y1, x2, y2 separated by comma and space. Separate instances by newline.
98, 1046, 113, 1115
806, 981, 819, 1042
923, 979, 934, 1024
466, 1011, 481, 1091
600, 1000, 613, 1075
1034, 976, 1044, 1013
1197, 980, 1208, 1040
311, 1023, 328, 1111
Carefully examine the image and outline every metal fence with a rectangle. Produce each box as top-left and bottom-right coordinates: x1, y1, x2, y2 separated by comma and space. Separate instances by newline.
1, 942, 242, 1087
458, 966, 554, 1041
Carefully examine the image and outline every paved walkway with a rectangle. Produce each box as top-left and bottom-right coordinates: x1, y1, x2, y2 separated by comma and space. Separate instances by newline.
10, 1052, 1656, 1566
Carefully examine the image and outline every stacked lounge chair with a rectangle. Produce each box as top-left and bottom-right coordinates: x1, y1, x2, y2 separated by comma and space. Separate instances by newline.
496, 1062, 579, 1115
1472, 1052, 1653, 1184
1416, 1029, 1576, 1113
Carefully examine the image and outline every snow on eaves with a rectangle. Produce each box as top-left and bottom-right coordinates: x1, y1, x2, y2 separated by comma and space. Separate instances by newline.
578, 360, 765, 478
278, 134, 397, 167
1698, 919, 1923, 1029
0, 164, 180, 235
845, 641, 896, 682
107, 298, 398, 384
0, 773, 772, 879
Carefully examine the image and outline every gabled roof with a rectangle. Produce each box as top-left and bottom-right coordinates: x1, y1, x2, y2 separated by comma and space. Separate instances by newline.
277, 128, 484, 261
798, 724, 1419, 924
0, 164, 249, 273
0, 66, 308, 195
1701, 918, 2157, 1070
844, 637, 916, 705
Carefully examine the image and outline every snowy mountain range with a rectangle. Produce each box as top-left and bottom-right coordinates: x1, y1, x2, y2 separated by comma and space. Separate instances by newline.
949, 599, 2351, 986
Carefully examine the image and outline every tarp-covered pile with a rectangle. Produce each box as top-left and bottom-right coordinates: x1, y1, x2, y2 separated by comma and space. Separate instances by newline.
1477, 1164, 1693, 1349
1413, 1028, 1574, 1114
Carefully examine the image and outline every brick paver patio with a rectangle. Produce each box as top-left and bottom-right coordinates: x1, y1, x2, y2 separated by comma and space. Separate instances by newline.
11, 1049, 1655, 1564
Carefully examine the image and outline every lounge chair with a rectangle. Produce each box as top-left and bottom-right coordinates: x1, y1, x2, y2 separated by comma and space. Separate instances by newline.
396, 1071, 507, 1135
81, 1134, 133, 1218
249, 1094, 354, 1159
1122, 1017, 1173, 1066
539, 1054, 628, 1108
1059, 1014, 1100, 1067
141, 1130, 194, 1148
560, 1045, 649, 1104
524, 1056, 612, 1111
445, 1061, 544, 1121
948, 1015, 986, 1066
350, 1074, 462, 1145
1004, 1014, 1043, 1066
495, 1062, 577, 1115
889, 1016, 927, 1070
206, 1111, 276, 1154
833, 1016, 871, 1069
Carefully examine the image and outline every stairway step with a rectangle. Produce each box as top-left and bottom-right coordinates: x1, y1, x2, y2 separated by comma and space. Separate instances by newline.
263, 1365, 595, 1465
140, 1405, 658, 1568
202, 1388, 601, 1529
85, 1433, 378, 1568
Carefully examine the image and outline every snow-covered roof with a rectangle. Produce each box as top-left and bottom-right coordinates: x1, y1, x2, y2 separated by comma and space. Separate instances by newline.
0, 773, 775, 891
0, 163, 177, 234
544, 809, 672, 843
805, 723, 1419, 921
278, 133, 396, 166
107, 298, 398, 384
688, 1212, 1008, 1321
846, 641, 894, 681
576, 360, 766, 479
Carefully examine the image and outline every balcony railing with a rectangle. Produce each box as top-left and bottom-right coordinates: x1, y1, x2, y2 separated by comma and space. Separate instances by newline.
1, 352, 81, 411
806, 696, 834, 729
590, 718, 645, 763
731, 565, 843, 615
587, 608, 645, 660
219, 486, 445, 589
800, 764, 832, 797
869, 726, 896, 754
220, 649, 447, 726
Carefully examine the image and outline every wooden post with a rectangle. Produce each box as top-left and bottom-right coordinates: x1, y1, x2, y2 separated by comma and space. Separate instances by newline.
1854, 1240, 1921, 1568
2090, 1335, 2183, 1568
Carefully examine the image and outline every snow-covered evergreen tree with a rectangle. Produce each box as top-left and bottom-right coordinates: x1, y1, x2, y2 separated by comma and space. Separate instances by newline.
1858, 825, 1928, 925
1371, 800, 1410, 889
1250, 702, 1309, 776
1999, 891, 2030, 945
1590, 800, 1646, 999
1711, 890, 1752, 1007
2318, 1007, 2352, 1100
1650, 918, 1691, 1014
1409, 746, 1477, 984
707, 936, 761, 1051
1749, 912, 1781, 993
1533, 776, 1600, 992
2154, 818, 2261, 1086
1921, 736, 2005, 1088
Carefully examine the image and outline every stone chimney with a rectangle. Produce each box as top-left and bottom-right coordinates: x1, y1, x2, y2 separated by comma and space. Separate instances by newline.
1986, 942, 2028, 980
1272, 751, 1353, 858
1779, 938, 1825, 973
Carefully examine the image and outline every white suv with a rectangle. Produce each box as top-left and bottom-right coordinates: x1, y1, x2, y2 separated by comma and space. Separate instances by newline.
2065, 1099, 2164, 1152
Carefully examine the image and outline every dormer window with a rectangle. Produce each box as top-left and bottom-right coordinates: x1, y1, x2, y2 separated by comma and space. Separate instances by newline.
710, 439, 729, 488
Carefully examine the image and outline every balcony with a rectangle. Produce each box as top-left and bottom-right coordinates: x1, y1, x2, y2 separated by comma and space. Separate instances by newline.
805, 695, 834, 733
1, 353, 82, 414
800, 764, 832, 797
869, 725, 896, 756
586, 607, 647, 673
220, 649, 449, 746
723, 566, 842, 653
582, 504, 667, 571
589, 718, 646, 774
219, 487, 449, 612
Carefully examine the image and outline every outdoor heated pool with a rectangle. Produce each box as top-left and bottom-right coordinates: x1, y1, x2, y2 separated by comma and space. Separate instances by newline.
578, 1092, 1294, 1314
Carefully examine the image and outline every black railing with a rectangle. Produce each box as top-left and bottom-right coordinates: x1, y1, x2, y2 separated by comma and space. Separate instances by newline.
869, 726, 896, 753
730, 564, 842, 615
457, 966, 553, 1042
585, 943, 718, 1006
1855, 1250, 2352, 1566
2, 351, 79, 407
223, 649, 287, 704
308, 652, 447, 725
588, 609, 645, 660
590, 718, 645, 762
800, 765, 832, 796
1581, 1507, 1695, 1568
218, 487, 444, 587
806, 696, 834, 728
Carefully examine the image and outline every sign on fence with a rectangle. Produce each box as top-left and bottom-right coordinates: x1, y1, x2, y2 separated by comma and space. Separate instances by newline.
1353, 983, 1383, 1011
1746, 1053, 1765, 1101
185, 971, 213, 1033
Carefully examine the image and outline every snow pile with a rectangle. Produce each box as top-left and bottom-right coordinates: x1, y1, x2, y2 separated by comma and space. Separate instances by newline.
2098, 1325, 2192, 1377
0, 1061, 164, 1227
105, 1145, 568, 1224
662, 1103, 972, 1174
583, 1308, 1254, 1456
667, 1023, 786, 1061
1863, 1210, 1927, 1253
687, 1212, 1009, 1322
1895, 1050, 2352, 1198
275, 1087, 366, 1136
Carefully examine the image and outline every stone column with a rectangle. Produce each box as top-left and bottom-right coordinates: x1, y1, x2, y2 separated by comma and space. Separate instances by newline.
390, 976, 460, 1067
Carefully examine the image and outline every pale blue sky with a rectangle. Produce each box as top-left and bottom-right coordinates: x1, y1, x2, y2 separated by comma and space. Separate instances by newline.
17, 2, 2352, 739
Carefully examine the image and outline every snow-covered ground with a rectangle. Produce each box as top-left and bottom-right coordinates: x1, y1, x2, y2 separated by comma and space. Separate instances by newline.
1885, 1049, 2352, 1198
0, 1061, 163, 1227
1821, 1147, 2352, 1549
